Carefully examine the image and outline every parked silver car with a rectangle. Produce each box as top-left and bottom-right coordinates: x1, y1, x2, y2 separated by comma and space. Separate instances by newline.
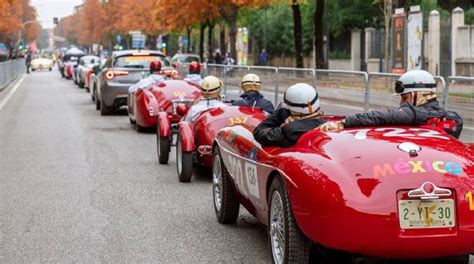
95, 50, 171, 115
76, 55, 99, 88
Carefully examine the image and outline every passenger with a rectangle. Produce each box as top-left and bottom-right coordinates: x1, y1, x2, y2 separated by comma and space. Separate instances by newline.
185, 76, 227, 122
320, 70, 463, 138
183, 61, 203, 85
253, 83, 326, 147
128, 60, 165, 93
232, 73, 275, 114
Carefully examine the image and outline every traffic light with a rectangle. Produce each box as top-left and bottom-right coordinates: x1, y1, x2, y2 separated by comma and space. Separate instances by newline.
18, 42, 23, 50
53, 17, 58, 25
118, 45, 124, 51
161, 42, 167, 48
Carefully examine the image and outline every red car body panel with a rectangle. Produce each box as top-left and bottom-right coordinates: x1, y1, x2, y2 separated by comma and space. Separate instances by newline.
178, 121, 194, 152
215, 120, 474, 259
129, 80, 201, 128
157, 112, 171, 137
180, 105, 267, 167
65, 63, 74, 79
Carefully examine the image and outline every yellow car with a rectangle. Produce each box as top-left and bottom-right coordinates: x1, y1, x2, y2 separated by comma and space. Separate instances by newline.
31, 57, 54, 71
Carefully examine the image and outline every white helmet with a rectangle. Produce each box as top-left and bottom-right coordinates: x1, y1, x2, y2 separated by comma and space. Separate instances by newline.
284, 83, 320, 114
241, 73, 261, 92
395, 70, 436, 94
201, 75, 222, 97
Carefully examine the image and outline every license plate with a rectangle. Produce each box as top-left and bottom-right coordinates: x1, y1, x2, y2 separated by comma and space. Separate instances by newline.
398, 199, 455, 229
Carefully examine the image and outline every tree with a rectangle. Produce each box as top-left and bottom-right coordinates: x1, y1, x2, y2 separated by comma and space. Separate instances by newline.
314, 0, 325, 68
291, 0, 304, 68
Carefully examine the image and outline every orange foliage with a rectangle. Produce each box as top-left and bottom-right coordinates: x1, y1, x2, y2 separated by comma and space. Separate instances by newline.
0, 0, 40, 43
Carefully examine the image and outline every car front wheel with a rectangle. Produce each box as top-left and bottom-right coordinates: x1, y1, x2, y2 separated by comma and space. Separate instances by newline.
176, 134, 193, 182
268, 176, 310, 264
213, 147, 240, 224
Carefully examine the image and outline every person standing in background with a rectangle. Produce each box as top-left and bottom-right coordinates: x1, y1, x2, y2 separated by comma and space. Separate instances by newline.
259, 49, 268, 66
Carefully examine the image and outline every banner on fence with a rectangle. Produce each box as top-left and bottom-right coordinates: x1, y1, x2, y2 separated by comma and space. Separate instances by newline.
407, 6, 423, 71
392, 9, 406, 74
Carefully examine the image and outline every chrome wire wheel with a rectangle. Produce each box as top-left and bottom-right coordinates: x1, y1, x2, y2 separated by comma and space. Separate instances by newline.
212, 155, 223, 212
270, 191, 285, 264
177, 137, 182, 174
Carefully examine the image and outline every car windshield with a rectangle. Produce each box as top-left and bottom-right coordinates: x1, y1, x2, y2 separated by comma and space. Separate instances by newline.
180, 56, 200, 63
114, 55, 170, 68
83, 56, 99, 64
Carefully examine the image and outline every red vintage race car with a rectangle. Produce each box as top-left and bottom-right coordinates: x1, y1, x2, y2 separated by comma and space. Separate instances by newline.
212, 119, 474, 263
127, 80, 201, 132
169, 105, 268, 182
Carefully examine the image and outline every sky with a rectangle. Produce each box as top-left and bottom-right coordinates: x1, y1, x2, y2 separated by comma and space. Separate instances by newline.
31, 0, 84, 29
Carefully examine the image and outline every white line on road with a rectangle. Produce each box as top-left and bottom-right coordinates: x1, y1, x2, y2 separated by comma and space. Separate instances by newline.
0, 75, 26, 110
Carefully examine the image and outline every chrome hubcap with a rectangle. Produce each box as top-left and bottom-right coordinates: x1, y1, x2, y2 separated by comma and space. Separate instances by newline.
212, 155, 223, 212
177, 138, 182, 174
270, 192, 285, 264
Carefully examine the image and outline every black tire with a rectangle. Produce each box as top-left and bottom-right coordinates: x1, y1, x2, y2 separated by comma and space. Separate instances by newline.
157, 122, 170, 164
95, 97, 100, 110
129, 118, 136, 124
49, 68, 52, 71
136, 123, 147, 132
213, 147, 240, 224
79, 81, 84, 88
176, 134, 193, 182
268, 176, 310, 264
100, 99, 113, 116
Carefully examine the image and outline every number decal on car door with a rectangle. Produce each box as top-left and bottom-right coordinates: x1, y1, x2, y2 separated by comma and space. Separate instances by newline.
342, 128, 449, 140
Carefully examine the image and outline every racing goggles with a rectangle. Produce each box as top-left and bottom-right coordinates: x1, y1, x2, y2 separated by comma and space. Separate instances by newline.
284, 93, 319, 109
394, 81, 436, 94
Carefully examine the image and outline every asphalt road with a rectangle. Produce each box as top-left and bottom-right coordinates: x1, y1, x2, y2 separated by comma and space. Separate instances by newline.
0, 70, 472, 264
0, 70, 270, 263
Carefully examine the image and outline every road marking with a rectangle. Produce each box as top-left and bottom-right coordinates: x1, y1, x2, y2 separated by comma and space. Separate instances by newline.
0, 75, 26, 110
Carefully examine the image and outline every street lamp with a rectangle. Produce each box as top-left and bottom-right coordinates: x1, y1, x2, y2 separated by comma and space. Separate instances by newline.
17, 20, 41, 49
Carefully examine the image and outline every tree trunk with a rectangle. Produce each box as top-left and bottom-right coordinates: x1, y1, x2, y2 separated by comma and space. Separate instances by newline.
186, 26, 192, 53
384, 0, 393, 72
229, 19, 237, 62
199, 23, 206, 61
291, 0, 304, 68
314, 0, 326, 69
220, 23, 225, 57
207, 21, 214, 61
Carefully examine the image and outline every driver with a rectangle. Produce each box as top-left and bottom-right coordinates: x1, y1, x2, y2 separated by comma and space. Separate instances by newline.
184, 75, 227, 122
183, 61, 203, 85
232, 73, 275, 114
253, 83, 326, 147
320, 70, 463, 138
128, 60, 165, 93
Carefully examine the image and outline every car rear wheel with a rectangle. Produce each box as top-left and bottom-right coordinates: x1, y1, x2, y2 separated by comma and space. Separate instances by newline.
136, 124, 147, 132
268, 176, 310, 264
129, 118, 136, 124
49, 68, 52, 71
176, 134, 193, 182
157, 122, 170, 164
95, 97, 100, 110
100, 99, 113, 116
213, 147, 240, 224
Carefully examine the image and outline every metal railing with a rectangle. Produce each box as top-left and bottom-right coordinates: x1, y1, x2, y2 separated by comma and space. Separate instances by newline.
203, 63, 473, 142
0, 59, 25, 91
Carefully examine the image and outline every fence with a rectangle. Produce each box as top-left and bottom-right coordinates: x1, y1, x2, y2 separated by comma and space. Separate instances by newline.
0, 60, 25, 91
202, 64, 473, 142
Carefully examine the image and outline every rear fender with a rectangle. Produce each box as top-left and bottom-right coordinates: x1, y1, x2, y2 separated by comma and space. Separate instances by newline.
178, 122, 194, 152
157, 112, 171, 137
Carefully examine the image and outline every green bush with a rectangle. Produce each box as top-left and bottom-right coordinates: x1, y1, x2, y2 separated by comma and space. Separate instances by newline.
329, 50, 351, 60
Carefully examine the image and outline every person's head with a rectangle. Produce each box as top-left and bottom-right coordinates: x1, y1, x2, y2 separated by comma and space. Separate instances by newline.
261, 49, 266, 53
284, 83, 320, 116
200, 75, 222, 99
395, 70, 437, 106
240, 73, 261, 93
149, 60, 162, 74
189, 61, 201, 74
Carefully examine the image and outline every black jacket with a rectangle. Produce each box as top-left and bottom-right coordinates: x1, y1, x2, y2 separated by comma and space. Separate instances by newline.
253, 108, 326, 147
344, 101, 463, 138
233, 91, 275, 114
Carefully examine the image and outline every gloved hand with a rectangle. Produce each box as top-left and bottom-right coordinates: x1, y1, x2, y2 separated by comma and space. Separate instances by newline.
319, 121, 344, 132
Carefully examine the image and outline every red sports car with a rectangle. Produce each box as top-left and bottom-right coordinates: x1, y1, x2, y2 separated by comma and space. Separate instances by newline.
169, 105, 268, 182
212, 119, 474, 263
128, 80, 201, 132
